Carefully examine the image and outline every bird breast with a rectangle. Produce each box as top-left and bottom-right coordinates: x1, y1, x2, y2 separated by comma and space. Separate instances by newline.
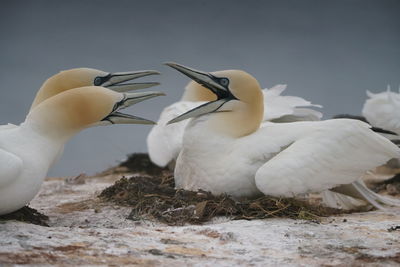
174, 117, 263, 198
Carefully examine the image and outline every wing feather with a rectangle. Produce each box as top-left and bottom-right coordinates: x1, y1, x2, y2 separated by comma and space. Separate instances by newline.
252, 119, 400, 197
262, 85, 322, 122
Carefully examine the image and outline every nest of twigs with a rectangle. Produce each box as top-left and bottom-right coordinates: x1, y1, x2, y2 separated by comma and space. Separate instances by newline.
100, 153, 342, 225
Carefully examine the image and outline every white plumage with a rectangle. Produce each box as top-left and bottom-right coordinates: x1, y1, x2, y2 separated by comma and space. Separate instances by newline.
177, 117, 399, 199
262, 84, 322, 122
0, 68, 162, 215
147, 84, 322, 167
362, 86, 400, 135
0, 123, 62, 214
165, 62, 400, 209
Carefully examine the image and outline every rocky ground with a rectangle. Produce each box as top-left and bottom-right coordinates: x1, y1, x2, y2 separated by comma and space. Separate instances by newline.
0, 155, 400, 266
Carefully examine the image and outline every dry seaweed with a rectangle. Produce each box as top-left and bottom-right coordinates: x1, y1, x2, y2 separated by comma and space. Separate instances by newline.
119, 153, 169, 176
0, 206, 49, 226
99, 174, 343, 226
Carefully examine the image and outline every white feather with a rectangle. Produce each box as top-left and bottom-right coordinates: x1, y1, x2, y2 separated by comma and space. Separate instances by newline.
147, 101, 204, 167
262, 84, 322, 121
175, 118, 400, 199
148, 85, 322, 167
0, 124, 62, 215
362, 89, 400, 135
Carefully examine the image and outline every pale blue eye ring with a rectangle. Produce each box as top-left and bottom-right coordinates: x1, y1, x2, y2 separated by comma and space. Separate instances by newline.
220, 78, 229, 87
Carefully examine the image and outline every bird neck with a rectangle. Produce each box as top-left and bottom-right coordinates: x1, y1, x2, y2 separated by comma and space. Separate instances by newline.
208, 101, 264, 138
23, 110, 82, 144
30, 76, 61, 110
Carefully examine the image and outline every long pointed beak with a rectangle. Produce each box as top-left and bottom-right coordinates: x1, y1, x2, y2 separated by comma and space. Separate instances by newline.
166, 62, 235, 124
117, 91, 166, 109
97, 70, 160, 92
167, 99, 228, 124
102, 112, 156, 125
102, 91, 165, 125
165, 62, 226, 95
107, 82, 160, 92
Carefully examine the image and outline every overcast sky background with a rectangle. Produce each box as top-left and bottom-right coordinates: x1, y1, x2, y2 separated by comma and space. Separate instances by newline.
1, 0, 399, 177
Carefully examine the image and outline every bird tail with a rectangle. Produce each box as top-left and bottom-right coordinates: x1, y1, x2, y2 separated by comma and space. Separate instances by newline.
333, 114, 400, 143
322, 180, 400, 210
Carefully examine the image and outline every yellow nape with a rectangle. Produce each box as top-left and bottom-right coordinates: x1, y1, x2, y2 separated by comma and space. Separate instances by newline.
30, 68, 107, 110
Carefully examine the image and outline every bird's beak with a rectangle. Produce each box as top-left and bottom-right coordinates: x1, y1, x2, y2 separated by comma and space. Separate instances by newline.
165, 62, 227, 95
165, 62, 234, 124
95, 70, 160, 92
101, 91, 165, 125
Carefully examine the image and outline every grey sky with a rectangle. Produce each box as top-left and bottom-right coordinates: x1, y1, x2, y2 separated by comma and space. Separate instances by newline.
1, 0, 399, 176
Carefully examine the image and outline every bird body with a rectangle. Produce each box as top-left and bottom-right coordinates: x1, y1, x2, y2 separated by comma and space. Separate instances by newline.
176, 117, 398, 198
166, 62, 400, 209
0, 68, 163, 215
0, 123, 62, 214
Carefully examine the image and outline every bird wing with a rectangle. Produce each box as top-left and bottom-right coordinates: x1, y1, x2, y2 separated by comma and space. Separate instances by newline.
0, 148, 23, 187
242, 119, 400, 197
262, 85, 322, 122
147, 101, 205, 167
362, 90, 400, 135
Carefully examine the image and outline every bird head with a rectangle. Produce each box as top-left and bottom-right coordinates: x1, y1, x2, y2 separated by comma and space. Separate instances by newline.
30, 68, 160, 110
166, 62, 263, 137
26, 86, 164, 141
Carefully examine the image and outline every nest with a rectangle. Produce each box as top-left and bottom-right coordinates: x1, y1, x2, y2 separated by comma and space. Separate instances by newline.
100, 153, 342, 226
0, 206, 49, 226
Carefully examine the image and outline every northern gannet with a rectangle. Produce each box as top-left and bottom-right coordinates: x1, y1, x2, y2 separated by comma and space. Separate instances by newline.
165, 62, 400, 209
147, 79, 321, 168
0, 68, 161, 164
0, 86, 163, 215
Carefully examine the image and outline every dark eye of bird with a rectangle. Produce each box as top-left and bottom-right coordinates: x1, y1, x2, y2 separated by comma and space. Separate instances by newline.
94, 74, 111, 86
94, 77, 103, 86
220, 78, 229, 87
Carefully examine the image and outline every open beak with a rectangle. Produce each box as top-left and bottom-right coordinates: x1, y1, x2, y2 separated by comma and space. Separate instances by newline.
165, 62, 227, 96
101, 91, 165, 125
165, 62, 235, 124
95, 70, 160, 92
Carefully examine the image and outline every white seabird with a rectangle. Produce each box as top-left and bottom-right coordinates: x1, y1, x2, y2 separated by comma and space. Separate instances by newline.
147, 78, 322, 168
362, 85, 400, 136
0, 86, 163, 215
165, 62, 400, 209
1, 67, 161, 164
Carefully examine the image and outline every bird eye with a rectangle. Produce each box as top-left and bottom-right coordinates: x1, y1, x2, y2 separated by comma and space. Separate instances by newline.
94, 77, 103, 86
220, 78, 229, 87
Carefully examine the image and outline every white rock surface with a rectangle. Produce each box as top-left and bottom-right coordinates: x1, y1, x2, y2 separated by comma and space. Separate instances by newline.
0, 173, 399, 266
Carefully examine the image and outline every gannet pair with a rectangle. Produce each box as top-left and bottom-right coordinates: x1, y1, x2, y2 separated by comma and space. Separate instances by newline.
147, 80, 322, 168
0, 68, 163, 215
163, 63, 400, 209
